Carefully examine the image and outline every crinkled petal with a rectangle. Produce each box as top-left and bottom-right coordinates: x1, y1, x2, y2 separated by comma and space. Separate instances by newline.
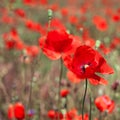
96, 53, 114, 74
89, 74, 108, 85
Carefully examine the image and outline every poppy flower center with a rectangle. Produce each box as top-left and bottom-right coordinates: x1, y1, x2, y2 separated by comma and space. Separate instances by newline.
81, 64, 90, 73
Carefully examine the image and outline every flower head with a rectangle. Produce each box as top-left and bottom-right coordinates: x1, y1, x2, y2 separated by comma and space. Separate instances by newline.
39, 29, 75, 60
60, 89, 70, 97
95, 95, 115, 113
63, 45, 114, 85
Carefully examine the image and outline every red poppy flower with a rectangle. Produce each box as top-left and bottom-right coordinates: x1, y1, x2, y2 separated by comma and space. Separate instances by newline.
77, 113, 89, 120
66, 108, 78, 119
48, 110, 56, 119
63, 45, 114, 85
61, 8, 69, 16
93, 16, 108, 31
1, 15, 14, 24
4, 40, 16, 50
8, 104, 14, 119
7, 102, 25, 120
39, 29, 74, 60
110, 37, 120, 50
60, 89, 69, 97
39, 0, 48, 5
99, 44, 111, 55
14, 8, 26, 18
14, 102, 25, 119
25, 45, 40, 57
48, 110, 63, 119
46, 29, 73, 52
112, 14, 120, 22
2, 28, 25, 50
69, 15, 79, 25
95, 95, 115, 113
65, 108, 89, 120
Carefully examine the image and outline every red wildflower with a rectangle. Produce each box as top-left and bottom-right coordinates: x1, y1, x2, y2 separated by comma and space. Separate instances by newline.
99, 44, 111, 55
14, 102, 25, 120
60, 89, 69, 97
4, 40, 16, 50
25, 20, 45, 34
93, 16, 108, 31
48, 110, 63, 119
14, 8, 26, 18
95, 95, 115, 113
48, 110, 56, 119
77, 113, 89, 120
46, 30, 72, 52
39, 29, 74, 60
8, 104, 14, 119
66, 108, 78, 119
63, 45, 114, 85
110, 37, 120, 50
61, 8, 69, 16
25, 45, 40, 57
69, 15, 79, 25
2, 28, 25, 50
39, 0, 48, 5
15, 41, 25, 50
112, 14, 120, 22
1, 15, 14, 24
7, 102, 25, 120
65, 108, 90, 120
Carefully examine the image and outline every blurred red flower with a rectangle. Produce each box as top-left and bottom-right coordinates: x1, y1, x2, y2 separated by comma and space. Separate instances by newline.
93, 16, 108, 31
95, 95, 115, 113
8, 104, 14, 119
14, 102, 25, 120
14, 8, 26, 18
25, 45, 40, 57
60, 89, 69, 97
2, 28, 25, 50
63, 45, 114, 85
112, 14, 120, 22
48, 110, 63, 119
7, 102, 25, 120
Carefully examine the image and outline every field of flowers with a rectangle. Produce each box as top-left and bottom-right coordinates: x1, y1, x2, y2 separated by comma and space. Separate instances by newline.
0, 0, 120, 120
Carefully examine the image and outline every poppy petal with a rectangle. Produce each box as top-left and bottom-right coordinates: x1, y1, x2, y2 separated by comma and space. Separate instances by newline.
43, 48, 61, 60
89, 74, 108, 85
96, 54, 114, 74
67, 70, 81, 83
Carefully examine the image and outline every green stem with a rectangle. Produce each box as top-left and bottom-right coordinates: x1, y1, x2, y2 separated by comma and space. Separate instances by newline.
89, 95, 92, 120
82, 79, 88, 120
58, 58, 63, 120
27, 60, 37, 120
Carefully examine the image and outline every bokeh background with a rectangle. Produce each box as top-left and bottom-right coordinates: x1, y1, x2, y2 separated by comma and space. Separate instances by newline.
0, 0, 120, 120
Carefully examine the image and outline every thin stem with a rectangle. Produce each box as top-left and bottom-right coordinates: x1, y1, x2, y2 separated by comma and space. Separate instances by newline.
82, 79, 88, 120
27, 59, 37, 120
89, 95, 92, 120
58, 58, 63, 119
